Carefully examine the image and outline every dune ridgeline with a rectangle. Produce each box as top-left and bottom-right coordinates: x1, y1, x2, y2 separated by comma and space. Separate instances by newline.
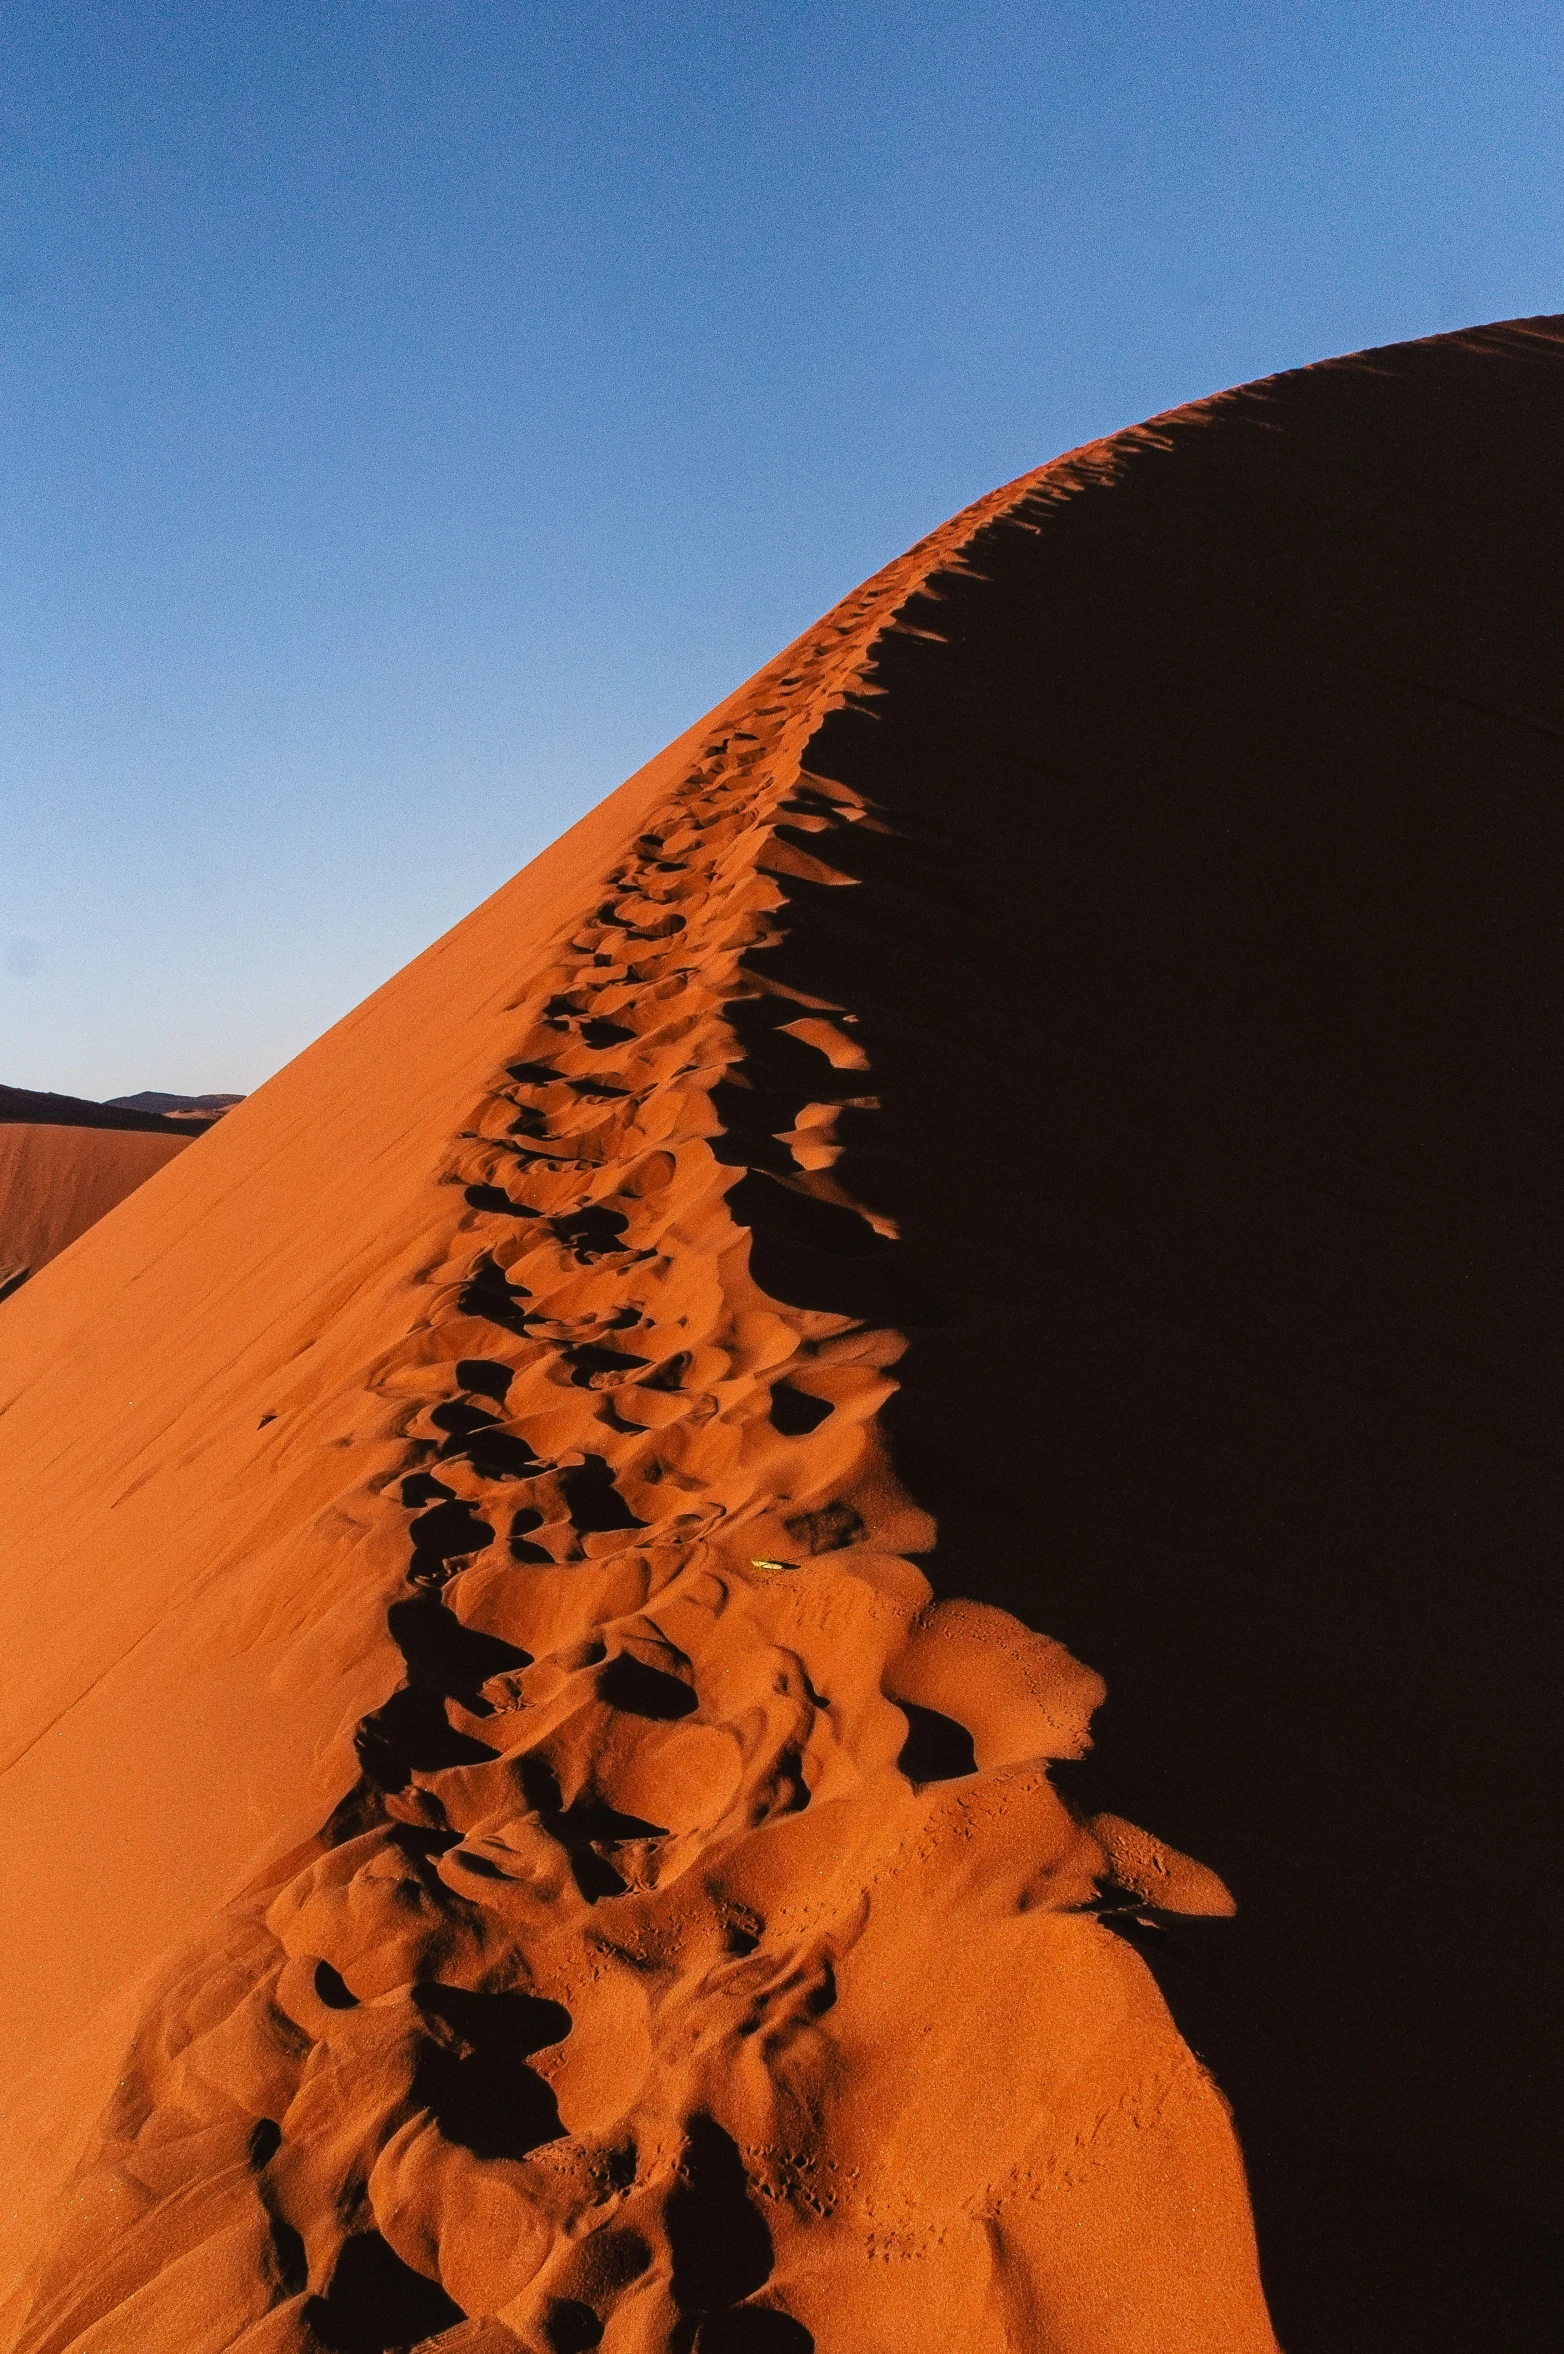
1, 320, 1559, 2354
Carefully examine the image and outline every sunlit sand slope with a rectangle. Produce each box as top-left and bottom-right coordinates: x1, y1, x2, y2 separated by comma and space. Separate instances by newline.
3, 318, 1561, 2353
0, 455, 1267, 2354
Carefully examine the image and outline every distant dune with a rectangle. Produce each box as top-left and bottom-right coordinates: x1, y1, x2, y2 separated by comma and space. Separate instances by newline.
0, 1120, 193, 1300
0, 1085, 231, 1298
0, 320, 1559, 2353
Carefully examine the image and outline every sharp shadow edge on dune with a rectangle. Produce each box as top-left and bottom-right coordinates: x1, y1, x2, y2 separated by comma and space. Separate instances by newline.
334, 322, 1564, 2351
297, 751, 872, 2350
16, 439, 1080, 2354
751, 320, 1564, 2351
22, 326, 1563, 2354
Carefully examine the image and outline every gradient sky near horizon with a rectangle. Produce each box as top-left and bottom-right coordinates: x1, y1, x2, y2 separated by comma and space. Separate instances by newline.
4, 2, 1562, 1099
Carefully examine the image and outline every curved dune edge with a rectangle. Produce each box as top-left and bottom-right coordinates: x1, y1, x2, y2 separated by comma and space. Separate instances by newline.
0, 422, 1278, 2352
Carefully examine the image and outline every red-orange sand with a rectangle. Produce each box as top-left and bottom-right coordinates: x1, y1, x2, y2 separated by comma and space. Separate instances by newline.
0, 1121, 193, 1299
2, 321, 1561, 2354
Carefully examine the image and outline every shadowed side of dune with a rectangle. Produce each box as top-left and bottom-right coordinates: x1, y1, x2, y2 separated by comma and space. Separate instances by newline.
1, 454, 1275, 2354
4, 321, 1559, 2354
764, 317, 1564, 2349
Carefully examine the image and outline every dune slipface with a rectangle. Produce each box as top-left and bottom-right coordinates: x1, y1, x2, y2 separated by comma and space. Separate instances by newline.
2, 321, 1560, 2354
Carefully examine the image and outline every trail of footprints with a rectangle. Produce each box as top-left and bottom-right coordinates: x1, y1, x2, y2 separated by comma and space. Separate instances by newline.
15, 725, 934, 2354
13, 458, 1238, 2354
286, 742, 904, 2353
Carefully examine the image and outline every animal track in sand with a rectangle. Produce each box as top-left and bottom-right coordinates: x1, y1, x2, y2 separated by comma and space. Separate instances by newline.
9, 443, 1262, 2354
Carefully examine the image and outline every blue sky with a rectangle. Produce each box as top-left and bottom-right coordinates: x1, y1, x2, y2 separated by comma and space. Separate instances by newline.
4, 1, 1562, 1097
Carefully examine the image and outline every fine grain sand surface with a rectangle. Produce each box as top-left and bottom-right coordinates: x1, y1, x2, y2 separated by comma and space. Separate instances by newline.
0, 1122, 193, 1300
1, 319, 1560, 2353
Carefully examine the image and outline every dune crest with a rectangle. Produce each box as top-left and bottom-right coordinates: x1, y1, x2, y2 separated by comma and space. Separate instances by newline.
1, 443, 1271, 2352
13, 318, 1564, 2350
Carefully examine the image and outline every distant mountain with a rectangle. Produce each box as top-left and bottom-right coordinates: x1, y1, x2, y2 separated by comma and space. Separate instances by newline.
0, 1085, 206, 1136
103, 1091, 245, 1119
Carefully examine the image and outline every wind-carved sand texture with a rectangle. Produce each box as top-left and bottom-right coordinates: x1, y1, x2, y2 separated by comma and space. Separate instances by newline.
0, 460, 1265, 2354
3, 319, 1563, 2352
0, 473, 1269, 2354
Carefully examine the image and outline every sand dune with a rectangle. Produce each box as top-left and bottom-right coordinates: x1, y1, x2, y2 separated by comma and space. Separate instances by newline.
0, 1118, 193, 1299
2, 319, 1560, 2352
